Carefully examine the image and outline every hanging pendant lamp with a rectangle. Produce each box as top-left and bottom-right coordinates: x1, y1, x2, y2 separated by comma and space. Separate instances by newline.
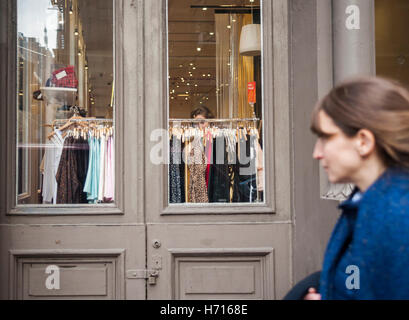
239, 23, 261, 56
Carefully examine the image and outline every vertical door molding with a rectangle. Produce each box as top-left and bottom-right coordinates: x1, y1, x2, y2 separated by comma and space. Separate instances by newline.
320, 0, 376, 201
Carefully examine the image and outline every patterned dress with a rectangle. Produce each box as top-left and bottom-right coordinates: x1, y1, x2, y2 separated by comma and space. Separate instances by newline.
187, 138, 208, 203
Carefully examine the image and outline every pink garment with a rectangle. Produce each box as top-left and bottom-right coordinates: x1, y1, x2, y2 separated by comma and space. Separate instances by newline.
256, 141, 264, 191
205, 132, 212, 187
104, 136, 114, 201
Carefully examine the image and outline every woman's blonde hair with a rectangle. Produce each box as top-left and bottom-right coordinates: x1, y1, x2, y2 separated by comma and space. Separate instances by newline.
311, 76, 409, 168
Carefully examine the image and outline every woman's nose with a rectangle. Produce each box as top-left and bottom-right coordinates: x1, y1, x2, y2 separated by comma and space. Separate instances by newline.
313, 141, 323, 160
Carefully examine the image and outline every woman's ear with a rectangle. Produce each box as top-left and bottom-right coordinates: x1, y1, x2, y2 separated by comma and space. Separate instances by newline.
355, 129, 376, 157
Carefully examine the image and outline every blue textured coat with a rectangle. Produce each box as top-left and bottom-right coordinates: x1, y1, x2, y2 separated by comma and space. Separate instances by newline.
319, 167, 409, 299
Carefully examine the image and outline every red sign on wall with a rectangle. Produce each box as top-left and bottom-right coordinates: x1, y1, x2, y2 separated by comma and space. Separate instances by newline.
247, 81, 256, 104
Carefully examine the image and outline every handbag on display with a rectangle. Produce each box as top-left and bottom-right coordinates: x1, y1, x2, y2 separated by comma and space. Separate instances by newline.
51, 65, 78, 88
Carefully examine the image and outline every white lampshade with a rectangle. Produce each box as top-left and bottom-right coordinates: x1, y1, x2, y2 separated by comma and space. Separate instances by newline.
239, 24, 261, 56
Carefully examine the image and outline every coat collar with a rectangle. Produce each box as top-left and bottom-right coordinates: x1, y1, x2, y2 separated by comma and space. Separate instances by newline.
320, 167, 409, 299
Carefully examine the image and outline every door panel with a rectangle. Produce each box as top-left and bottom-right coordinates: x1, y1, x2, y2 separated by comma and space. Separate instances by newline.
146, 224, 291, 300
1, 225, 146, 300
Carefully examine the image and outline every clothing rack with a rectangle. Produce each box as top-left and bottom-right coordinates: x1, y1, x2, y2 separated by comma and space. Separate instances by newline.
53, 118, 113, 123
169, 118, 260, 123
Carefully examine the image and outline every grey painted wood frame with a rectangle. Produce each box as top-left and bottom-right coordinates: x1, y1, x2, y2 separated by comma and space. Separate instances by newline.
1, 0, 126, 216
149, 0, 292, 217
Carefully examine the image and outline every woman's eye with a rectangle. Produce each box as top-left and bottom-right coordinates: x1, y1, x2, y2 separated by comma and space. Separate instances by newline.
319, 135, 330, 142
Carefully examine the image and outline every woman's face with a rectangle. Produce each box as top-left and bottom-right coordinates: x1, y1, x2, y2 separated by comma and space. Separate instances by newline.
312, 110, 363, 184
194, 114, 208, 128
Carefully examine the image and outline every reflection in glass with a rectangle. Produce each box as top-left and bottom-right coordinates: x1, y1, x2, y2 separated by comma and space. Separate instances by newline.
16, 0, 114, 205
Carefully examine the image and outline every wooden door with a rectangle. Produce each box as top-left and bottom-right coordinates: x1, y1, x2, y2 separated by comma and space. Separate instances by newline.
143, 0, 292, 300
0, 0, 147, 300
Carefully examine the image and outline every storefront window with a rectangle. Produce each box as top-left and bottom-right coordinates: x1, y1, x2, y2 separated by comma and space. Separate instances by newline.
16, 0, 114, 205
375, 0, 409, 85
167, 0, 264, 204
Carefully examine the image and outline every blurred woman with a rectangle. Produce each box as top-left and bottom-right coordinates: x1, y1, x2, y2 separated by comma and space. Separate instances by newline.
306, 76, 409, 299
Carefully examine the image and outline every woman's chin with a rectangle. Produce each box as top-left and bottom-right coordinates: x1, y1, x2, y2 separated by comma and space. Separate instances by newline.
328, 174, 351, 185
326, 172, 340, 184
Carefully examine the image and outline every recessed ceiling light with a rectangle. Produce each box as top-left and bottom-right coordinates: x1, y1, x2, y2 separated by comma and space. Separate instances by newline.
197, 47, 201, 52
192, 67, 196, 70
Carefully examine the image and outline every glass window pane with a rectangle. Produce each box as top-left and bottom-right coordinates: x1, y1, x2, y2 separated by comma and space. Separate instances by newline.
167, 0, 264, 204
375, 0, 409, 85
16, 0, 115, 206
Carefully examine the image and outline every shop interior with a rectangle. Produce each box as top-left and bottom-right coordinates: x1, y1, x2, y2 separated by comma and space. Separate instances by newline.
167, 0, 264, 204
17, 0, 114, 205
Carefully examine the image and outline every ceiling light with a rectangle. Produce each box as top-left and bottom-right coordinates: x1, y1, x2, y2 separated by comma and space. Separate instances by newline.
227, 25, 231, 29
74, 29, 79, 36
197, 47, 201, 52
209, 32, 214, 36
192, 67, 196, 70
202, 7, 208, 11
